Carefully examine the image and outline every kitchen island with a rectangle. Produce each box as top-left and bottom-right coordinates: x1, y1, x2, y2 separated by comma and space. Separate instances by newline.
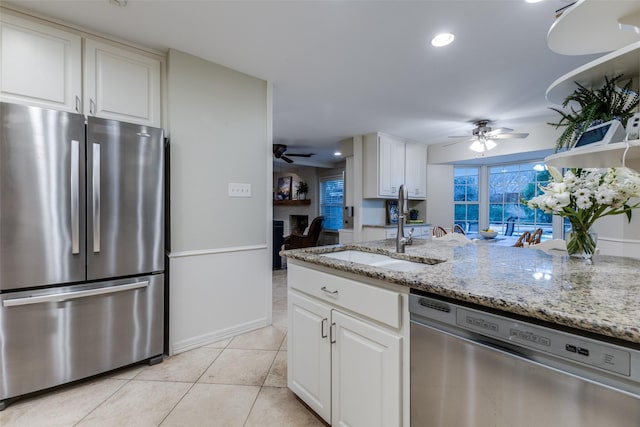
282, 239, 640, 427
284, 239, 640, 344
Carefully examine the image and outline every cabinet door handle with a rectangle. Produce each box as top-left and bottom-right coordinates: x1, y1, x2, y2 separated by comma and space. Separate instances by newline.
330, 322, 336, 344
321, 318, 328, 338
90, 98, 96, 115
321, 286, 338, 295
75, 96, 81, 113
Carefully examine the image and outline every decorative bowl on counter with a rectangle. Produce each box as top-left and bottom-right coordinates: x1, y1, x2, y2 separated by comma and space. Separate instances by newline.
480, 230, 498, 239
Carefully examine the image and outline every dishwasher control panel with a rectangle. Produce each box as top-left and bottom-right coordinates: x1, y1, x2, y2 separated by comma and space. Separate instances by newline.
456, 307, 632, 377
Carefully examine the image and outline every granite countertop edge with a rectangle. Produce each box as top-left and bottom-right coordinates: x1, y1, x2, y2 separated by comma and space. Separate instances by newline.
281, 240, 640, 345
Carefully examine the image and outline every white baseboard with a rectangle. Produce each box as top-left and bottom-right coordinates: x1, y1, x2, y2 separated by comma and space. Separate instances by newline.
171, 317, 270, 355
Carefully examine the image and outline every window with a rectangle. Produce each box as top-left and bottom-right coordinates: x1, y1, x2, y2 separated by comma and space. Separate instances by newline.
319, 175, 344, 231
488, 162, 551, 238
453, 167, 479, 233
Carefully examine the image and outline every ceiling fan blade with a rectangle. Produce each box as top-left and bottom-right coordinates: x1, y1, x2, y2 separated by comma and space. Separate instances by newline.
286, 153, 314, 157
448, 135, 470, 139
487, 127, 514, 136
491, 132, 529, 139
281, 155, 294, 163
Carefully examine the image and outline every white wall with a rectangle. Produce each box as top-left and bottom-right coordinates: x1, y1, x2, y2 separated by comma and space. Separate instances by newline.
167, 49, 272, 354
426, 164, 454, 228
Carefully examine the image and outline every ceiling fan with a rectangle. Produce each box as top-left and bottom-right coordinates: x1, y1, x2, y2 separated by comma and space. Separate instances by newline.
447, 120, 529, 153
273, 144, 314, 163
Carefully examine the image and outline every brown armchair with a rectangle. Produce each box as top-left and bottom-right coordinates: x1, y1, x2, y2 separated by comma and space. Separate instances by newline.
283, 216, 324, 250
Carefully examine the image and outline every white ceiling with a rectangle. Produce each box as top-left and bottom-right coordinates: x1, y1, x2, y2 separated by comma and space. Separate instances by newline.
7, 0, 599, 167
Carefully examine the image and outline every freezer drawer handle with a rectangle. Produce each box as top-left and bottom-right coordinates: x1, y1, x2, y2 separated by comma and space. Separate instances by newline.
92, 143, 101, 253
71, 139, 80, 254
2, 281, 149, 307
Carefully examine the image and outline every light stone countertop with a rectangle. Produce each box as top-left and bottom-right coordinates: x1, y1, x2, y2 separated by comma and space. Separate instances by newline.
282, 239, 640, 345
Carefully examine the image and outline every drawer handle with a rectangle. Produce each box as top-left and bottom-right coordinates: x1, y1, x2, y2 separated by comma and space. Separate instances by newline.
321, 286, 338, 295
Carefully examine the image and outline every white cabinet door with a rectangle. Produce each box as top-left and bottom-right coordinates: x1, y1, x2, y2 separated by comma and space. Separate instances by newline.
288, 291, 332, 423
332, 310, 402, 427
84, 39, 161, 127
378, 134, 405, 197
405, 143, 427, 199
0, 14, 81, 112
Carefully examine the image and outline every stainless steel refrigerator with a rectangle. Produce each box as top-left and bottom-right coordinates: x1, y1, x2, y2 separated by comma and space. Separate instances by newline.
0, 102, 165, 409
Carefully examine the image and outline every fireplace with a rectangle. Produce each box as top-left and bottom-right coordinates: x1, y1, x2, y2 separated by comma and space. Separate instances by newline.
289, 215, 309, 235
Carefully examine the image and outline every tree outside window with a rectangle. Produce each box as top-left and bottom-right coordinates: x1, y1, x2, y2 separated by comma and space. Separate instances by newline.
488, 162, 551, 237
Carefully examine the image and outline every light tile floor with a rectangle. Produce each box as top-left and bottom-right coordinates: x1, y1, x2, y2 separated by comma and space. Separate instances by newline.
1, 269, 326, 427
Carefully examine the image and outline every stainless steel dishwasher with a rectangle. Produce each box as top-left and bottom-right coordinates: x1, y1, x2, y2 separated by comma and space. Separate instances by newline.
409, 292, 640, 427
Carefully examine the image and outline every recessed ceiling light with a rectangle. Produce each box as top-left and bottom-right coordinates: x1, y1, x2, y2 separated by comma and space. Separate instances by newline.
525, 0, 544, 3
334, 151, 342, 156
431, 33, 455, 47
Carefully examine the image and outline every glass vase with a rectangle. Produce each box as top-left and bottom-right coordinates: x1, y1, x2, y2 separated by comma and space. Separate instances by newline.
566, 222, 597, 261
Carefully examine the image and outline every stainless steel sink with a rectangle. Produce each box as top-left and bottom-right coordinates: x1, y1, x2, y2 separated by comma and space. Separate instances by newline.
321, 250, 437, 272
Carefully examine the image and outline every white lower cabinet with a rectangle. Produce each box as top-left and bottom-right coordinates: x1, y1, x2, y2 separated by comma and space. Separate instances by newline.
287, 263, 404, 426
331, 310, 401, 427
288, 291, 332, 421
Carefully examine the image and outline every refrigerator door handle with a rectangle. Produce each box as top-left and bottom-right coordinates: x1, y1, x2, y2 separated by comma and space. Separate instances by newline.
92, 143, 101, 253
3, 281, 149, 307
71, 139, 80, 254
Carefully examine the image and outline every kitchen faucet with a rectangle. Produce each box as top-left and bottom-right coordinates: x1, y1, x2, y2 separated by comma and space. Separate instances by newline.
396, 185, 413, 253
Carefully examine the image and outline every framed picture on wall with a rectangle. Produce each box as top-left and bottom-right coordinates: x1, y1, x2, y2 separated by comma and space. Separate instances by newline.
276, 176, 292, 200
386, 200, 399, 224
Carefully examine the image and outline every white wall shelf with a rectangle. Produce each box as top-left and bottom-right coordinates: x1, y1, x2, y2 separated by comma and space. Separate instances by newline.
546, 41, 640, 105
544, 139, 640, 168
548, 0, 640, 55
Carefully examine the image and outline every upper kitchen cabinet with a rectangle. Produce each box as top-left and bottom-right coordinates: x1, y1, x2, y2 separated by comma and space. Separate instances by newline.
84, 39, 161, 127
363, 133, 426, 199
0, 14, 82, 113
547, 0, 640, 55
405, 142, 427, 199
0, 13, 162, 127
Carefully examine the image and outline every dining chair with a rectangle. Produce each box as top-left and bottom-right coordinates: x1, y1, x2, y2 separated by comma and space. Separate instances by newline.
529, 228, 543, 245
453, 224, 466, 235
504, 217, 517, 236
512, 231, 531, 248
432, 226, 448, 238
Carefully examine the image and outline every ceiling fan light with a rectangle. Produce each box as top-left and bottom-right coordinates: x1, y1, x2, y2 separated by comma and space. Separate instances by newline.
484, 139, 497, 150
469, 140, 485, 152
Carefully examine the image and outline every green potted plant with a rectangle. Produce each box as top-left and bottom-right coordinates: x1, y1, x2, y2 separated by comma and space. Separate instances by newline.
296, 181, 309, 200
548, 73, 639, 152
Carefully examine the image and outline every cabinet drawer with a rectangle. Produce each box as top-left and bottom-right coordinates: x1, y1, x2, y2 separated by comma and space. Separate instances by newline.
288, 264, 401, 329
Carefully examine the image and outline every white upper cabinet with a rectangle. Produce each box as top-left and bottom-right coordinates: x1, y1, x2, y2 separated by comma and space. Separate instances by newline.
0, 14, 81, 112
364, 133, 427, 199
405, 142, 427, 199
377, 134, 406, 197
84, 39, 161, 127
0, 13, 162, 127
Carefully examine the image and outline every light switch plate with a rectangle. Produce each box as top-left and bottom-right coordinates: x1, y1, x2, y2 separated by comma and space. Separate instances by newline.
228, 183, 252, 197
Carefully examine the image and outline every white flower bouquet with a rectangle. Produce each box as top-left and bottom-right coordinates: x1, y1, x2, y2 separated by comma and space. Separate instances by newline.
525, 166, 640, 258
